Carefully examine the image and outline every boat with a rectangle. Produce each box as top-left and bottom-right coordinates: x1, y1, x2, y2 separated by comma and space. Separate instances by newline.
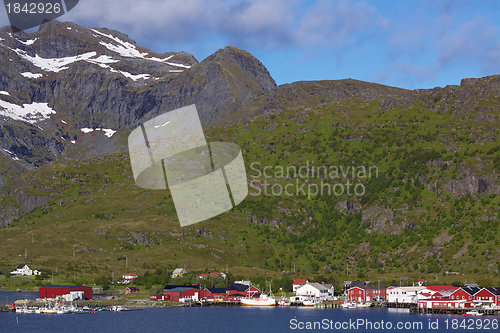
241, 293, 276, 306
303, 298, 321, 307
278, 299, 291, 306
341, 301, 357, 308
357, 302, 372, 308
463, 310, 483, 316
241, 285, 276, 306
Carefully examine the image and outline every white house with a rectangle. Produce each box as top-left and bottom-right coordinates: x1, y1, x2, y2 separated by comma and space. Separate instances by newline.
323, 283, 335, 297
121, 273, 138, 284
11, 264, 37, 276
292, 279, 309, 292
296, 283, 329, 300
386, 286, 425, 304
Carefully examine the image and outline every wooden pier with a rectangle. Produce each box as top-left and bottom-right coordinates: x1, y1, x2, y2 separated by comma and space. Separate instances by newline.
314, 302, 343, 309
386, 302, 412, 308
410, 305, 500, 316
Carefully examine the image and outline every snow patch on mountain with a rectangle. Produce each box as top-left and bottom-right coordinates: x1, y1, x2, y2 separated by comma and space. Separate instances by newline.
13, 49, 97, 72
88, 28, 190, 67
2, 149, 20, 161
0, 100, 56, 124
80, 127, 116, 138
21, 72, 43, 78
17, 38, 38, 46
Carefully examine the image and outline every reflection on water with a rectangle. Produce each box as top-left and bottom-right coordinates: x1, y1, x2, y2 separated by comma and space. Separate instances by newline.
387, 307, 411, 313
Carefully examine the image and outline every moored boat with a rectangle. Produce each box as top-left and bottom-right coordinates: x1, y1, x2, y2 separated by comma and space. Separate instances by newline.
303, 298, 321, 307
241, 293, 276, 306
278, 299, 291, 306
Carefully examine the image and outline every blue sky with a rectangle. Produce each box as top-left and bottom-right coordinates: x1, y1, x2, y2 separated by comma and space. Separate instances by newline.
2, 0, 500, 90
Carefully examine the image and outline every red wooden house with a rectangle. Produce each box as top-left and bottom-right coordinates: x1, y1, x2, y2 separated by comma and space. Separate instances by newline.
347, 286, 386, 302
418, 297, 471, 309
485, 287, 500, 306
163, 285, 201, 302
225, 283, 260, 298
125, 287, 140, 294
472, 287, 499, 306
39, 285, 92, 300
201, 288, 227, 300
449, 286, 480, 303
164, 286, 200, 301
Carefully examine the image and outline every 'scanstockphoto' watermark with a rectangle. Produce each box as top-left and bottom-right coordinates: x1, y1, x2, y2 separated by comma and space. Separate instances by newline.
128, 104, 248, 227
290, 318, 499, 330
3, 0, 79, 32
249, 161, 378, 199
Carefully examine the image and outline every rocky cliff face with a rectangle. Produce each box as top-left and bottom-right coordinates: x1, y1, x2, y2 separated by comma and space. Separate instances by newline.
0, 20, 276, 184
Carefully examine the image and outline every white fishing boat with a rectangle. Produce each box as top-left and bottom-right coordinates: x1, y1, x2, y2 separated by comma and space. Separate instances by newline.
341, 301, 357, 308
278, 299, 291, 306
303, 298, 321, 307
241, 293, 276, 306
464, 310, 483, 316
357, 302, 372, 308
241, 284, 276, 306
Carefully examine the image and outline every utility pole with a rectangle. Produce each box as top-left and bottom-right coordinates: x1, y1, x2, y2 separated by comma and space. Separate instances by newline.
25, 249, 27, 259
73, 247, 75, 257
126, 256, 128, 269
112, 272, 114, 285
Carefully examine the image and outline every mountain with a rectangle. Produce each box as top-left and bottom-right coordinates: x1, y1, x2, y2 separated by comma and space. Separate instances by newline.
1, 21, 500, 286
0, 20, 276, 182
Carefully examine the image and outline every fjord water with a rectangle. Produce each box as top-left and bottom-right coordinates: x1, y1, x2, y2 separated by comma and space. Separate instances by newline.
0, 307, 497, 332
0, 291, 38, 303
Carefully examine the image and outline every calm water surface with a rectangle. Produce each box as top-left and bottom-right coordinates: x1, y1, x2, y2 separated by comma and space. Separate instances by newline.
0, 291, 39, 303
0, 306, 498, 332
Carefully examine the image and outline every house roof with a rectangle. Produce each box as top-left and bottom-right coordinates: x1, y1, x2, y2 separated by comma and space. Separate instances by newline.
298, 283, 328, 291
353, 286, 383, 291
226, 283, 250, 291
293, 279, 308, 285
16, 264, 28, 269
126, 287, 139, 291
164, 285, 199, 290
418, 279, 426, 282
427, 285, 459, 291
485, 287, 500, 296
391, 286, 425, 292
123, 273, 137, 277
172, 268, 186, 274
165, 287, 197, 293
206, 288, 226, 294
457, 286, 481, 295
350, 280, 367, 287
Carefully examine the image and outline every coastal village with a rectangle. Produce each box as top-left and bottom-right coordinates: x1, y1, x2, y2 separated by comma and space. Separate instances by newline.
5, 264, 500, 315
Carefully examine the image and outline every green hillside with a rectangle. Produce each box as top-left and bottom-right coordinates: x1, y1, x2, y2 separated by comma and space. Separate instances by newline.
1, 76, 500, 290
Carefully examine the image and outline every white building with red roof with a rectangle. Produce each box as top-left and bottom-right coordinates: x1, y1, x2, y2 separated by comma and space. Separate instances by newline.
122, 273, 138, 284
293, 279, 309, 292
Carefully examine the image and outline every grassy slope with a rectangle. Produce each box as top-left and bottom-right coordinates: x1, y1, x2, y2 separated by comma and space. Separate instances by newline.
1, 77, 500, 289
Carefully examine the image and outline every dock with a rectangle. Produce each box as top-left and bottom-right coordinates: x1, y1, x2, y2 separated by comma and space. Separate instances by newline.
410, 305, 500, 315
314, 302, 343, 309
